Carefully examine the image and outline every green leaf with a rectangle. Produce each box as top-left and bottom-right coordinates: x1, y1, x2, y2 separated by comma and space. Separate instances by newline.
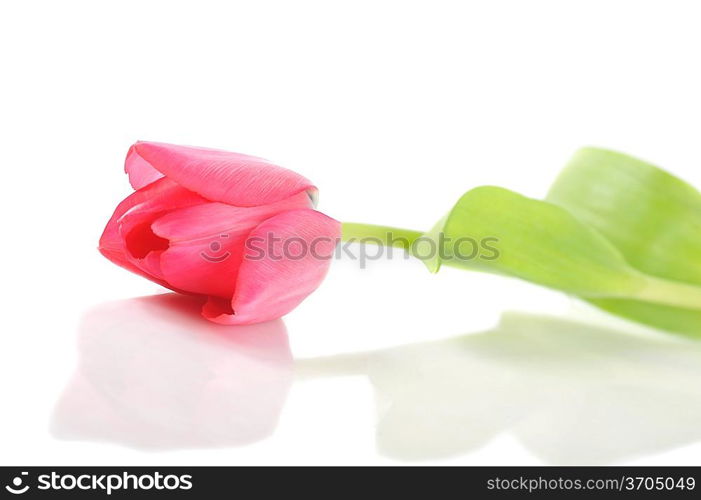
423, 186, 647, 296
546, 147, 701, 336
421, 186, 701, 328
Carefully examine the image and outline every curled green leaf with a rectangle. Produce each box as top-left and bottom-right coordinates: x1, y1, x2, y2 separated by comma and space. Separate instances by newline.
420, 185, 701, 315
423, 186, 645, 296
547, 147, 701, 336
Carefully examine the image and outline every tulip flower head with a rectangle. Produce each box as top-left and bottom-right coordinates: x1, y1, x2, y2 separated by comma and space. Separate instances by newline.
100, 142, 340, 325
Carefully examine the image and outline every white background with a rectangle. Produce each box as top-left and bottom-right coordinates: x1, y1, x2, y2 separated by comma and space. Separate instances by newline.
2, 0, 701, 466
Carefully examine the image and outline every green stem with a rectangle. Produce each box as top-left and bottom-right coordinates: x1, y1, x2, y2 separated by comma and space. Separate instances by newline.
341, 222, 424, 250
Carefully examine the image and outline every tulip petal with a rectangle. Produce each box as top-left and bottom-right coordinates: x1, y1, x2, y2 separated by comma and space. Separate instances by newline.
125, 144, 164, 190
152, 191, 313, 298
153, 226, 249, 299
204, 209, 340, 325
152, 191, 313, 243
99, 177, 207, 288
129, 141, 317, 207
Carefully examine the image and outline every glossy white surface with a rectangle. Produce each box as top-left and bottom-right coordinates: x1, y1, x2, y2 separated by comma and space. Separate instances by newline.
2, 0, 701, 465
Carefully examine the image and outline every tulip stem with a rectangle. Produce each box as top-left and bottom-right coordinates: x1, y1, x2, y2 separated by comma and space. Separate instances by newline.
341, 222, 424, 250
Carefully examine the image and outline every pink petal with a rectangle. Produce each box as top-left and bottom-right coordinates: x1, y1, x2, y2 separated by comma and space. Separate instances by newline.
153, 191, 312, 242
203, 209, 340, 325
125, 144, 164, 190
99, 177, 207, 288
151, 192, 313, 298
129, 141, 317, 207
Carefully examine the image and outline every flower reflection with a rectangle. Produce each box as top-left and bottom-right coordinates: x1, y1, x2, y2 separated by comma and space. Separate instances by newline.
51, 294, 292, 449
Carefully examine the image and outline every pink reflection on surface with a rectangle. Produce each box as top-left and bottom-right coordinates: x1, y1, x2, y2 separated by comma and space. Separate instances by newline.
52, 294, 292, 449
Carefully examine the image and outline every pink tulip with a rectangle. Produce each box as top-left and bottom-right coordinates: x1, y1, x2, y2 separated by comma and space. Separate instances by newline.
99, 141, 340, 325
